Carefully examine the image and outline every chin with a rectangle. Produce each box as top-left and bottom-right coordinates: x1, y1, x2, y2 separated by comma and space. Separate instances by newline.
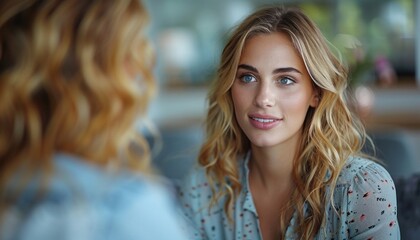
249, 138, 278, 148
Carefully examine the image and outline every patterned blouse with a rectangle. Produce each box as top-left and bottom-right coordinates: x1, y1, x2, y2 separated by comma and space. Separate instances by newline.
177, 153, 400, 239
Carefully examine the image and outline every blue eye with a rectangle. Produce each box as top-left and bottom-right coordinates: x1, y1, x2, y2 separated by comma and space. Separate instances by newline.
279, 77, 295, 85
240, 74, 256, 83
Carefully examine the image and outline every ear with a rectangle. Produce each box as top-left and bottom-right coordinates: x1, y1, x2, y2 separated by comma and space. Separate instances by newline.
310, 89, 320, 108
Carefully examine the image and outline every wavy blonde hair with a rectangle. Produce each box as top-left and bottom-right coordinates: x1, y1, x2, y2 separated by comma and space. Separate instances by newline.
0, 0, 154, 207
199, 6, 370, 239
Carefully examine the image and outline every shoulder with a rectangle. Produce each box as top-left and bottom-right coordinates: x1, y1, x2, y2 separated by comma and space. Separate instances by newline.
331, 157, 400, 238
175, 165, 214, 210
54, 153, 181, 217
334, 156, 398, 212
336, 156, 395, 188
3, 154, 189, 240
176, 163, 213, 193
102, 176, 189, 240
53, 153, 163, 200
334, 156, 397, 206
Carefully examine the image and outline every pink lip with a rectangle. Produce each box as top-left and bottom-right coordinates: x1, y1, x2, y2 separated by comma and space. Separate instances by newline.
248, 113, 282, 130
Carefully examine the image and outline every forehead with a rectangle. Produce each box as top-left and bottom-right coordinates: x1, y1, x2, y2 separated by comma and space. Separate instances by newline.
239, 32, 306, 70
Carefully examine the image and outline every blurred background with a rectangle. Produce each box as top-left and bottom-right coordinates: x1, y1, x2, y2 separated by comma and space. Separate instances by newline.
142, 0, 419, 238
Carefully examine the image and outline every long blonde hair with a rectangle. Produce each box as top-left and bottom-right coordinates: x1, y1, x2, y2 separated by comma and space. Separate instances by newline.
0, 0, 154, 208
199, 6, 369, 238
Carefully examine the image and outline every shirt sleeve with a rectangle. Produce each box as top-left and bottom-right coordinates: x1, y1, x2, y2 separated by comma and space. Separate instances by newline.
176, 167, 210, 240
6, 177, 190, 240
106, 179, 191, 240
346, 162, 400, 239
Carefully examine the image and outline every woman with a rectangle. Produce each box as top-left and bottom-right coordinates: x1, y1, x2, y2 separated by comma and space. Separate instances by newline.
177, 6, 400, 239
0, 0, 188, 239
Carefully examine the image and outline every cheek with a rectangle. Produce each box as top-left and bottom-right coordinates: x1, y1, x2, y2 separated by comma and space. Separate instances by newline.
231, 86, 247, 113
283, 94, 313, 115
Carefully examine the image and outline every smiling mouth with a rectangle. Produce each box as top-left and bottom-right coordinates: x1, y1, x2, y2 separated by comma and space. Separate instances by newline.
250, 117, 277, 123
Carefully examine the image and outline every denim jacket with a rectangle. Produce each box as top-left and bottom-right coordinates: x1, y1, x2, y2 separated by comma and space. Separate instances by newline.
1, 153, 189, 240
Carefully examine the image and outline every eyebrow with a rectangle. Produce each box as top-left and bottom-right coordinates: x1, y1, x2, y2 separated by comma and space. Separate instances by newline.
238, 64, 302, 75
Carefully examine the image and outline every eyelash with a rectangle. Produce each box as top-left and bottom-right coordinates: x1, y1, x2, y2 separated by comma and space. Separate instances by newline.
237, 73, 296, 86
277, 76, 296, 85
238, 74, 256, 83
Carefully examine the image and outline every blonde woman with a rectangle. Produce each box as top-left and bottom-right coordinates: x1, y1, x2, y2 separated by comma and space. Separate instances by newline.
177, 6, 400, 239
0, 0, 188, 239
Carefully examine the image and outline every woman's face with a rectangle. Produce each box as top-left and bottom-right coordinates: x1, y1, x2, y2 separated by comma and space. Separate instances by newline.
231, 32, 318, 150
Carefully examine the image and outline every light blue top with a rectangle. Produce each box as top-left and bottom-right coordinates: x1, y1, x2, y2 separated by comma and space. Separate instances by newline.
1, 153, 189, 240
177, 153, 400, 239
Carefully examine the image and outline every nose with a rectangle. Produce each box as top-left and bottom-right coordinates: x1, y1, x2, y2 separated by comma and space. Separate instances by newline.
254, 82, 275, 108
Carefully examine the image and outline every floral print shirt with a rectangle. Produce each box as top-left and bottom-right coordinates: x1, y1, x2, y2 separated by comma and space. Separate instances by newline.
177, 154, 400, 239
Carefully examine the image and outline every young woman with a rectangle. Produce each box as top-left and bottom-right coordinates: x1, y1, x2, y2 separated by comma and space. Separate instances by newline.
0, 0, 188, 239
177, 6, 400, 239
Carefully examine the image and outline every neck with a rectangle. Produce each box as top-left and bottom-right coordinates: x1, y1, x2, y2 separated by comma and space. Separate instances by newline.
249, 137, 300, 192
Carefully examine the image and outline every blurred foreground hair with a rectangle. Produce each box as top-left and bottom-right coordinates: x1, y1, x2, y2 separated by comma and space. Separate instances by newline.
0, 0, 155, 207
